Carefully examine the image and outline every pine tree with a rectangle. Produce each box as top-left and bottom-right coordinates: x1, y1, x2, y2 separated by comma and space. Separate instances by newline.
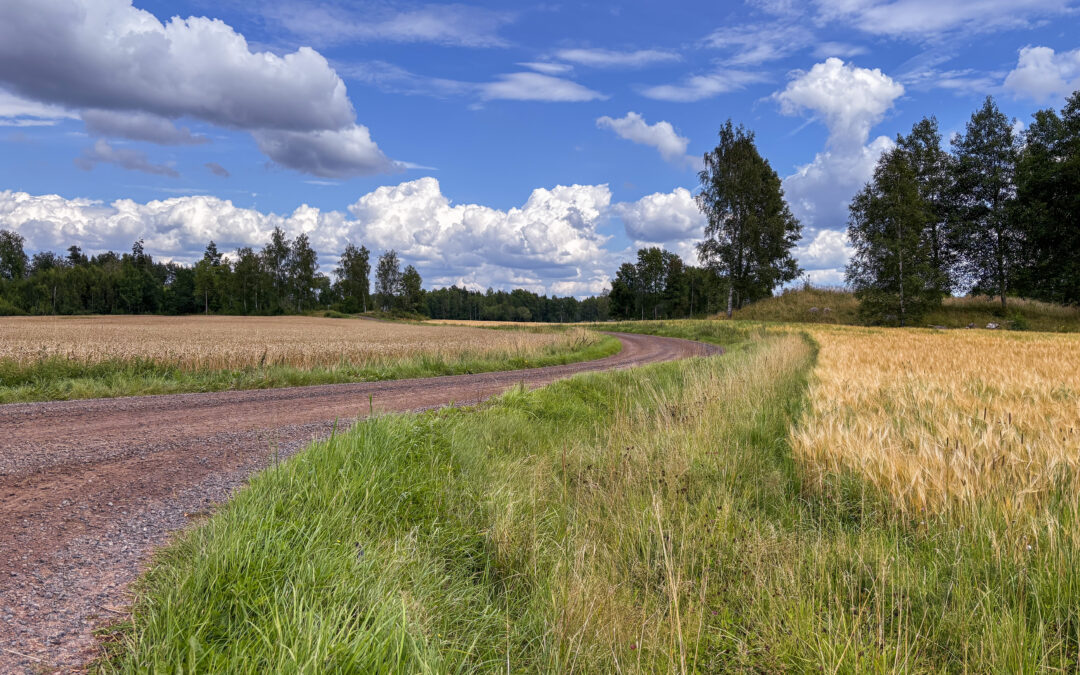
696, 120, 802, 318
950, 96, 1020, 309
846, 147, 940, 326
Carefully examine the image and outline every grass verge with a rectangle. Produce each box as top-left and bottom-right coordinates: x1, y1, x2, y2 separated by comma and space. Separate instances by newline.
0, 332, 619, 404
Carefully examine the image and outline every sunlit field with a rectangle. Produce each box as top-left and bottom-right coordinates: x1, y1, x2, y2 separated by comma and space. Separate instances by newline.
0, 316, 616, 403
0, 315, 583, 369
795, 325, 1080, 512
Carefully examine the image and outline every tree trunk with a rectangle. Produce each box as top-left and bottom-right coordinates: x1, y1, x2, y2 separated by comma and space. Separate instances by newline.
204, 290, 208, 315
726, 283, 734, 319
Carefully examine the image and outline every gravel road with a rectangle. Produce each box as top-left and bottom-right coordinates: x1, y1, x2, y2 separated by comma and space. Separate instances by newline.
0, 331, 718, 672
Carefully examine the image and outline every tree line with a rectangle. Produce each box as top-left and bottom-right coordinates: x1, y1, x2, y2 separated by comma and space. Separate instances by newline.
0, 226, 428, 317
846, 91, 1080, 325
0, 227, 610, 321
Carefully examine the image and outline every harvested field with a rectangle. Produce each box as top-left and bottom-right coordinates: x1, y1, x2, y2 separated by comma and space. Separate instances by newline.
0, 315, 584, 370
793, 325, 1080, 511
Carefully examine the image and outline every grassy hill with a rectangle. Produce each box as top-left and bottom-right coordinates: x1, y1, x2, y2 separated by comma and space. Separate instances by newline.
730, 287, 1080, 332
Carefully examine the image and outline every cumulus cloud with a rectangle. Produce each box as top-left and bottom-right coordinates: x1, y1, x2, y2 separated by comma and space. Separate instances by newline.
783, 135, 894, 230
814, 0, 1070, 39
205, 162, 230, 178
613, 187, 705, 262
73, 140, 179, 177
0, 178, 621, 296
776, 59, 901, 236
479, 72, 606, 102
641, 71, 765, 102
81, 110, 208, 146
796, 228, 854, 270
775, 58, 904, 151
554, 48, 681, 68
0, 0, 400, 177
596, 112, 695, 167
1005, 46, 1080, 103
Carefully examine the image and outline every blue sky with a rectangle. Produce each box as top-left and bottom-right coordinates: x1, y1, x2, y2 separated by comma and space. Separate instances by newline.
1, 0, 1079, 295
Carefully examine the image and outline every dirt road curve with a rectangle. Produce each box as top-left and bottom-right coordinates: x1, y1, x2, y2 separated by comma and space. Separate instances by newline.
0, 332, 718, 671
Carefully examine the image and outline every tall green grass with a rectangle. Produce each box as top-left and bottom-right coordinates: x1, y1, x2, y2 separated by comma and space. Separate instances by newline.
97, 323, 1079, 672
0, 334, 620, 404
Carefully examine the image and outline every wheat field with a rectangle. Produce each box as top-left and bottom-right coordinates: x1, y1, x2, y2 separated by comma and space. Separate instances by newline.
793, 325, 1080, 512
0, 315, 587, 370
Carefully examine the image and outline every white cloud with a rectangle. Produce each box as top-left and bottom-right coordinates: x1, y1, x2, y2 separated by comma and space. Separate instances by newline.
73, 140, 180, 178
776, 57, 904, 151
704, 23, 813, 65
0, 88, 76, 126
263, 3, 514, 48
479, 72, 606, 102
81, 110, 208, 145
641, 71, 765, 102
519, 62, 573, 75
776, 59, 902, 228
614, 187, 705, 262
814, 0, 1070, 38
0, 178, 621, 296
555, 48, 681, 68
783, 227, 856, 288
900, 67, 1001, 95
784, 131, 894, 229
796, 228, 854, 270
0, 0, 401, 177
1005, 46, 1080, 103
346, 62, 603, 103
596, 112, 695, 167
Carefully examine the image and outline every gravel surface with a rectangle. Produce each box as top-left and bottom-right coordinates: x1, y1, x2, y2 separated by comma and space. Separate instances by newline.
0, 332, 719, 672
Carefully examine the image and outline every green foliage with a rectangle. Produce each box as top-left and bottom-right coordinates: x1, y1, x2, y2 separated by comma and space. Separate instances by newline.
0, 228, 28, 281
1015, 90, 1080, 306
334, 243, 371, 313
426, 286, 612, 322
950, 96, 1022, 308
846, 146, 943, 325
697, 119, 802, 317
896, 116, 960, 295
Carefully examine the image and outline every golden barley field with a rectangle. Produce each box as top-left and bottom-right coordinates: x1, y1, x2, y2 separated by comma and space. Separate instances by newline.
0, 315, 587, 370
793, 325, 1080, 512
